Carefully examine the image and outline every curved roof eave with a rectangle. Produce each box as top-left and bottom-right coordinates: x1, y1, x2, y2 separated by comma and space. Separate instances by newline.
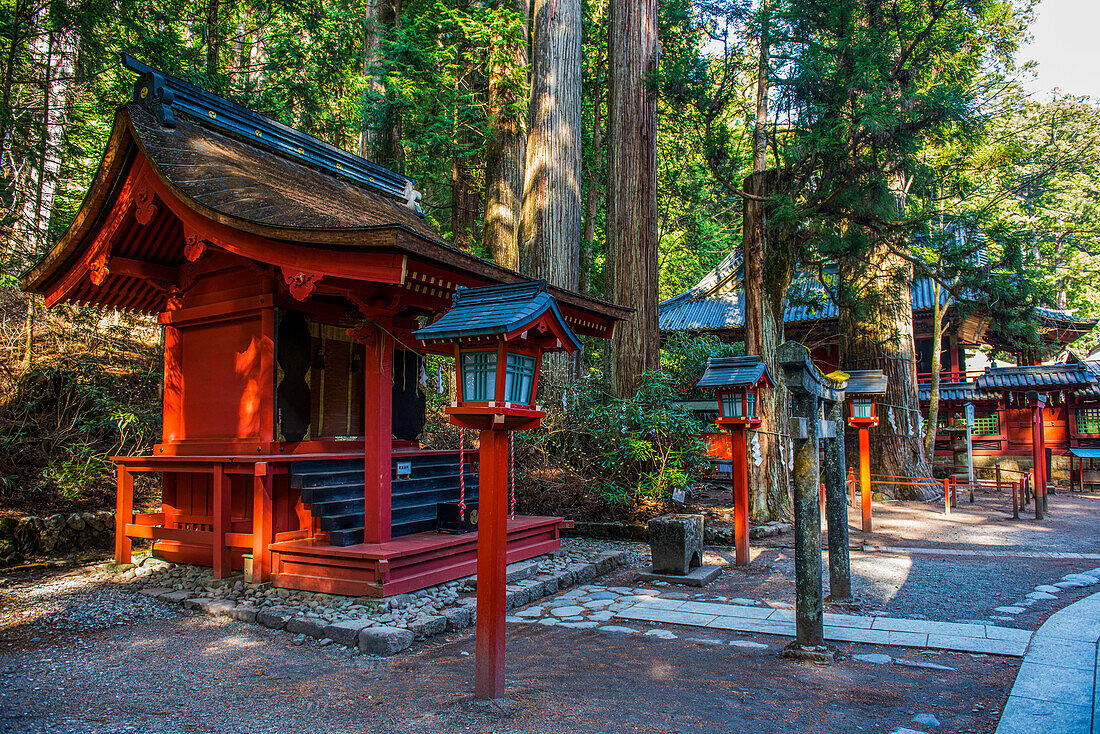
23, 106, 630, 324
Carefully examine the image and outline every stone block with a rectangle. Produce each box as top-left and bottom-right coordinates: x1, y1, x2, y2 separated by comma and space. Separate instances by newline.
535, 574, 560, 594
407, 615, 447, 639
286, 616, 327, 638
553, 570, 574, 588
157, 590, 191, 603
568, 563, 597, 584
522, 578, 547, 600
442, 605, 472, 631
226, 605, 258, 623
138, 587, 173, 598
506, 585, 530, 607
359, 627, 414, 657
257, 610, 292, 630
647, 514, 704, 576
323, 619, 375, 646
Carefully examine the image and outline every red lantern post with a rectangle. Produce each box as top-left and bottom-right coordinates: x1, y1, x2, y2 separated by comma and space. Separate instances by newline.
697, 357, 773, 566
844, 371, 887, 533
414, 280, 582, 700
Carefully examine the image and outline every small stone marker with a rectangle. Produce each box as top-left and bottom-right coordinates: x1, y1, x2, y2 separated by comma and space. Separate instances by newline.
636, 514, 721, 586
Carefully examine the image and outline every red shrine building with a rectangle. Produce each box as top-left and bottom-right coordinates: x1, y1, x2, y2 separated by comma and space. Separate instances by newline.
21, 56, 625, 594
661, 250, 1100, 487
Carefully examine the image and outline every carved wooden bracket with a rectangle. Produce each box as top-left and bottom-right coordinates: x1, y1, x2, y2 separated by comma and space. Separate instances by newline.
166, 286, 184, 310
283, 270, 321, 301
178, 262, 196, 291
134, 187, 158, 225
89, 252, 110, 286
183, 226, 208, 262
346, 323, 381, 346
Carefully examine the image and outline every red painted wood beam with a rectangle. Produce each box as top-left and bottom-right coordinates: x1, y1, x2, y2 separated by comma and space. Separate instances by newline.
859, 428, 872, 532
730, 425, 750, 566
362, 324, 393, 544
252, 461, 273, 582
475, 428, 510, 700
115, 466, 134, 564
213, 463, 231, 577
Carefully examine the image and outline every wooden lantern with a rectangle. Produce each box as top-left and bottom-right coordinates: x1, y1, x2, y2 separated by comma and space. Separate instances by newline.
842, 370, 887, 532
413, 279, 580, 700
696, 357, 772, 565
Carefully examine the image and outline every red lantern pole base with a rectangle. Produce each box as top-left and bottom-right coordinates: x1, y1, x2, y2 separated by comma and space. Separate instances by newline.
730, 425, 750, 566
859, 427, 872, 532
475, 428, 510, 700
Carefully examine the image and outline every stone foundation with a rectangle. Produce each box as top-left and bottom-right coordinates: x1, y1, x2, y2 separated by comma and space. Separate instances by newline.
0, 511, 115, 565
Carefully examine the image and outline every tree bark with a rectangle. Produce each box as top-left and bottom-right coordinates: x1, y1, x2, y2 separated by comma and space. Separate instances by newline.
607, 0, 659, 397
521, 0, 582, 287
923, 284, 949, 460
482, 0, 528, 270
839, 175, 934, 497
205, 0, 221, 77
359, 0, 388, 160
743, 171, 793, 521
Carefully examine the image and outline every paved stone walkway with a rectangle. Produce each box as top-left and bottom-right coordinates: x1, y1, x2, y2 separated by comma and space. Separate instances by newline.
995, 589, 1100, 734
615, 596, 1032, 656
508, 584, 1032, 656
865, 545, 1100, 561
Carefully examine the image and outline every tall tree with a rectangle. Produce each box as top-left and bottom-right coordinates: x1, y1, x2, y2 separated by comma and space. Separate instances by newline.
482, 0, 528, 270
521, 0, 582, 288
607, 0, 659, 397
740, 1, 793, 520
773, 0, 1031, 491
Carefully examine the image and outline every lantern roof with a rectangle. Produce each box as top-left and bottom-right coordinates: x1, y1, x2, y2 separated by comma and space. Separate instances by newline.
413, 280, 583, 352
844, 370, 888, 396
696, 356, 773, 390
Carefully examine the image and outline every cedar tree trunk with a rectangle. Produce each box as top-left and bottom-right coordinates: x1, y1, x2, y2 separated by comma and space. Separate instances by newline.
482, 0, 528, 270
607, 0, 659, 397
743, 171, 793, 521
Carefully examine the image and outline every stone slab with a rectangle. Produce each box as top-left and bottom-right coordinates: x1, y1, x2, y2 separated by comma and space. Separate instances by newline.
616, 606, 718, 628
1007, 661, 1095, 707
679, 601, 773, 619
1022, 636, 1098, 671
634, 564, 721, 587
926, 634, 1026, 657
996, 696, 1092, 734
871, 617, 987, 638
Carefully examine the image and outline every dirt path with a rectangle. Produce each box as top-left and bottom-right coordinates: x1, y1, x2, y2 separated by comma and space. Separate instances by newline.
0, 575, 1015, 734
2, 489, 1097, 733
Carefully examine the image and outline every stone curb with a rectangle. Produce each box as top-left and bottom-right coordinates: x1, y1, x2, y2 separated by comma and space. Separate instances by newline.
139, 550, 627, 657
565, 520, 792, 544
995, 587, 1100, 734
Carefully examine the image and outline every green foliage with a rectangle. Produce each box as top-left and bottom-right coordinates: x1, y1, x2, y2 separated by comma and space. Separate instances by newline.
0, 352, 161, 503
660, 331, 743, 399
582, 372, 709, 506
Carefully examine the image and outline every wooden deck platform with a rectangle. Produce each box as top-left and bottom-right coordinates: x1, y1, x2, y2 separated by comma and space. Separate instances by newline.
268, 515, 563, 597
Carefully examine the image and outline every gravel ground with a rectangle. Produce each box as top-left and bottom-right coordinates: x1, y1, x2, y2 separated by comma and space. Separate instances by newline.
0, 569, 1016, 734
1, 491, 1096, 732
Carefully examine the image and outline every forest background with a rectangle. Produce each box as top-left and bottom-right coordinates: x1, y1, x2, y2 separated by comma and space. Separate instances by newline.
1, 0, 1099, 523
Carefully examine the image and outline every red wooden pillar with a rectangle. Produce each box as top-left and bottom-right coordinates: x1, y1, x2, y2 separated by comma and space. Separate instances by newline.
730, 424, 750, 566
213, 463, 230, 578
859, 427, 872, 532
476, 428, 510, 700
162, 324, 183, 442
1031, 396, 1046, 516
252, 461, 272, 582
115, 466, 133, 564
363, 325, 393, 544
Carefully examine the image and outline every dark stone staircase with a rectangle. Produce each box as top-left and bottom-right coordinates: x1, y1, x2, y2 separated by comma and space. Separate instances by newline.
290, 454, 479, 546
